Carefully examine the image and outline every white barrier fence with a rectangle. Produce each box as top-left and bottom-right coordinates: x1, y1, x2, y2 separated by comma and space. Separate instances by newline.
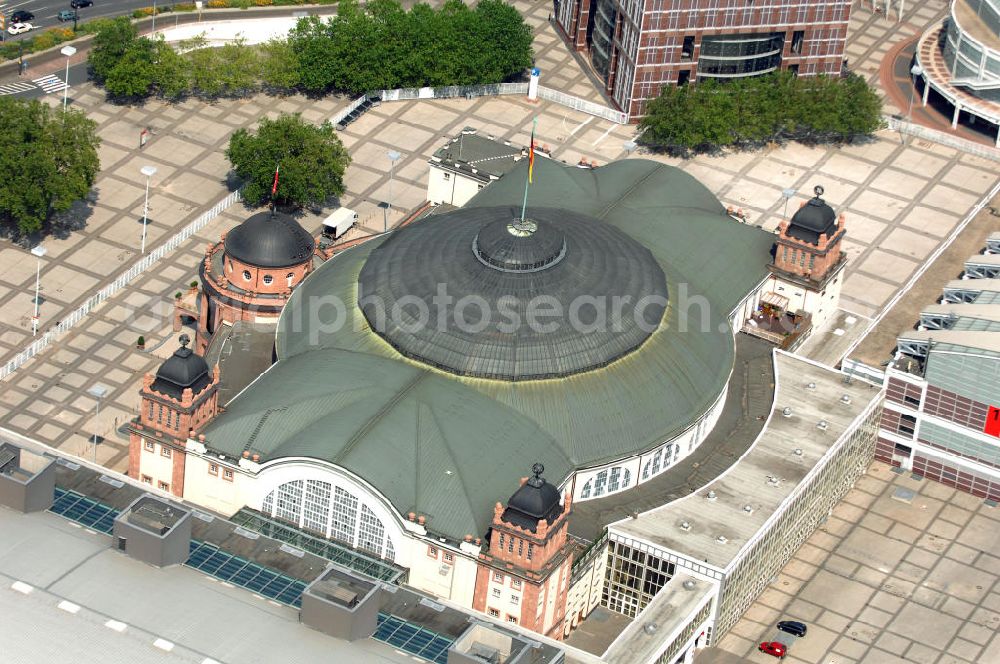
332, 82, 628, 126
0, 189, 243, 382
886, 116, 1000, 162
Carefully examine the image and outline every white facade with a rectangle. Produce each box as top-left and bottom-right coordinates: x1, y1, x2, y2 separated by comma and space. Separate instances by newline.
427, 163, 491, 207
766, 267, 845, 330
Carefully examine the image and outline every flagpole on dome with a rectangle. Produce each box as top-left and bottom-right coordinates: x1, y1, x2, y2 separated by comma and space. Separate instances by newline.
520, 117, 537, 223
270, 163, 280, 219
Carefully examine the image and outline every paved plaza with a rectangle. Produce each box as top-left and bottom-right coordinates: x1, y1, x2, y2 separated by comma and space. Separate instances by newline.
0, 0, 998, 477
712, 462, 1000, 664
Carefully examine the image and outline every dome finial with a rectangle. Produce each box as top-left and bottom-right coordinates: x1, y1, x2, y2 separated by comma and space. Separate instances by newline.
178, 333, 191, 349
532, 462, 544, 478
527, 463, 545, 487
813, 185, 825, 198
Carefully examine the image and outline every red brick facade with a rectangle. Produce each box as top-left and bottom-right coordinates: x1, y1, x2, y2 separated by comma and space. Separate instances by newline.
555, 0, 852, 118
473, 483, 575, 638
773, 209, 845, 282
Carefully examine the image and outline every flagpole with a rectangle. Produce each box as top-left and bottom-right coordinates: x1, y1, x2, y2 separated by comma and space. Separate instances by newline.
520, 117, 537, 222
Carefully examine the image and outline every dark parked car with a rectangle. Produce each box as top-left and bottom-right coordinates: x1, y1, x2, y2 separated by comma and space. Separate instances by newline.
10, 10, 34, 22
777, 620, 808, 637
70, 0, 93, 8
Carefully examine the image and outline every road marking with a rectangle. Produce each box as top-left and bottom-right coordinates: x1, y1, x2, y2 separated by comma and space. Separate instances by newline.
32, 74, 68, 94
566, 116, 594, 140
592, 122, 617, 146
0, 81, 36, 96
153, 638, 175, 652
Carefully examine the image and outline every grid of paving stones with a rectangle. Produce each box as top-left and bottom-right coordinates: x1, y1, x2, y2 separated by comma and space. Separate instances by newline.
1, 0, 999, 474
714, 461, 1000, 664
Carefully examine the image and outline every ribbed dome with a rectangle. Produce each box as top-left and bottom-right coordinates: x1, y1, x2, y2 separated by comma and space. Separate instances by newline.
501, 463, 563, 532
789, 186, 837, 244
357, 206, 668, 381
474, 217, 566, 272
151, 335, 211, 399
224, 211, 315, 268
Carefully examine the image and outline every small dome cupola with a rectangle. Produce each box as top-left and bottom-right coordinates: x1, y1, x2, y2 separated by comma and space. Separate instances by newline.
224, 211, 315, 268
788, 185, 837, 244
501, 463, 563, 532
151, 334, 212, 399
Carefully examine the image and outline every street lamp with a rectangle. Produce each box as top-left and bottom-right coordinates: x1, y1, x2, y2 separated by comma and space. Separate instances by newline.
907, 63, 923, 127
30, 245, 46, 337
386, 150, 401, 233
140, 165, 157, 254
781, 188, 797, 220
87, 384, 109, 464
152, 0, 157, 35
60, 45, 76, 112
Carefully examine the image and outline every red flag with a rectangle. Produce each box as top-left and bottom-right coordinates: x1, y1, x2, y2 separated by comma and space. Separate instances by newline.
271, 164, 280, 196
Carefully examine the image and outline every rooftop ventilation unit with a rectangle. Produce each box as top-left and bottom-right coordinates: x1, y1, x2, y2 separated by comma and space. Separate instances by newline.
806, 382, 816, 390
817, 420, 828, 431
743, 504, 754, 514
706, 490, 717, 500
643, 623, 658, 635
682, 579, 696, 590
793, 448, 803, 456
716, 535, 728, 544
439, 564, 451, 576
766, 476, 781, 487
781, 407, 793, 417
679, 521, 691, 531
841, 394, 852, 405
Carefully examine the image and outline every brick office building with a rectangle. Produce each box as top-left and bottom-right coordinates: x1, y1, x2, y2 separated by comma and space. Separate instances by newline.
877, 241, 1000, 500
555, 0, 852, 118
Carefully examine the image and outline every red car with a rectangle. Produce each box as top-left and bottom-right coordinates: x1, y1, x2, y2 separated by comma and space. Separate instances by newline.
758, 641, 787, 658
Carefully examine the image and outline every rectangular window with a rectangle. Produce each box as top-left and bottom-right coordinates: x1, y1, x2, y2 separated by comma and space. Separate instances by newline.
208, 463, 218, 475
791, 30, 804, 54
493, 572, 504, 583
511, 595, 520, 605
681, 35, 694, 59
512, 579, 521, 590
158, 481, 170, 491
488, 608, 499, 618
527, 544, 534, 561
492, 588, 501, 598
427, 546, 439, 559
144, 441, 154, 452
147, 402, 153, 419
498, 533, 504, 550
518, 540, 524, 557
507, 536, 515, 553
444, 552, 454, 563
507, 616, 517, 624
899, 414, 917, 437
141, 475, 152, 485
161, 447, 172, 459
223, 469, 234, 481
443, 172, 451, 180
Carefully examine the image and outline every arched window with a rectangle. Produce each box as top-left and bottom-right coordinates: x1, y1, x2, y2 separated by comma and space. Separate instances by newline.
622, 469, 631, 488
642, 461, 651, 480
608, 467, 621, 492
593, 470, 608, 497
581, 479, 593, 499
261, 479, 395, 560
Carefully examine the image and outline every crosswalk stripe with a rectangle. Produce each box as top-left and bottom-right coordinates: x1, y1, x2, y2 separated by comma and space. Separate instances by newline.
0, 81, 36, 96
31, 75, 69, 94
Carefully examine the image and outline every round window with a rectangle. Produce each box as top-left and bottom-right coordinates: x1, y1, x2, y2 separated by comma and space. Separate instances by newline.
242, 270, 251, 281
263, 275, 273, 285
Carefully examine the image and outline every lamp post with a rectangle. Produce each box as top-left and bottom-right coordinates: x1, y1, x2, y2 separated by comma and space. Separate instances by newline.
30, 245, 47, 337
140, 165, 157, 254
386, 150, 401, 233
781, 188, 797, 220
152, 0, 157, 35
907, 63, 923, 127
60, 45, 76, 112
87, 385, 109, 464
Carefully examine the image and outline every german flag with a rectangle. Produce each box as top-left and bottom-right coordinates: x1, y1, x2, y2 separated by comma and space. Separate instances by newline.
528, 119, 536, 184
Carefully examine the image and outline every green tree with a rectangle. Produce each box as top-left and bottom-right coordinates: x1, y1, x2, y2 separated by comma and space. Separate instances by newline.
226, 114, 351, 208
88, 16, 137, 83
259, 39, 301, 90
0, 98, 100, 235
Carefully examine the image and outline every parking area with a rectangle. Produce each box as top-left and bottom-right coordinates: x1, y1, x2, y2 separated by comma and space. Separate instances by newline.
709, 461, 1000, 664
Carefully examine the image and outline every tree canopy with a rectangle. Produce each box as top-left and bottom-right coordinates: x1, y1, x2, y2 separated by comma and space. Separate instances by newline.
226, 114, 351, 208
86, 0, 532, 101
0, 98, 101, 236
638, 72, 884, 157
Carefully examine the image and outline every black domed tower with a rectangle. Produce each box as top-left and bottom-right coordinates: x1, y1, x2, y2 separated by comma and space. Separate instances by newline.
473, 463, 575, 639
774, 185, 845, 281
129, 334, 220, 497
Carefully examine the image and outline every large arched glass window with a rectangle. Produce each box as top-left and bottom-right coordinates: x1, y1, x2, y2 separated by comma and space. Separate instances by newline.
261, 479, 395, 561
581, 479, 593, 499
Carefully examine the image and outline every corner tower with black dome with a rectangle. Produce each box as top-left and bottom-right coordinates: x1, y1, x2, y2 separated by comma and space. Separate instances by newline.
765, 184, 848, 329
128, 334, 219, 497
472, 463, 575, 639
187, 210, 316, 353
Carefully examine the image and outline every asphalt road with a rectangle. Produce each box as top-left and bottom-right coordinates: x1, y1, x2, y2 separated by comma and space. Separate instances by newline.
0, 0, 155, 42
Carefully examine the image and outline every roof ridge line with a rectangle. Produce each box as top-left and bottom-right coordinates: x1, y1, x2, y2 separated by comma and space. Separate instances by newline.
595, 162, 667, 220
334, 371, 427, 463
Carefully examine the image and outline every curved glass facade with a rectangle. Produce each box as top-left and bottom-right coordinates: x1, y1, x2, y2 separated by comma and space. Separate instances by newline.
698, 32, 785, 79
944, 0, 1000, 100
590, 0, 617, 82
